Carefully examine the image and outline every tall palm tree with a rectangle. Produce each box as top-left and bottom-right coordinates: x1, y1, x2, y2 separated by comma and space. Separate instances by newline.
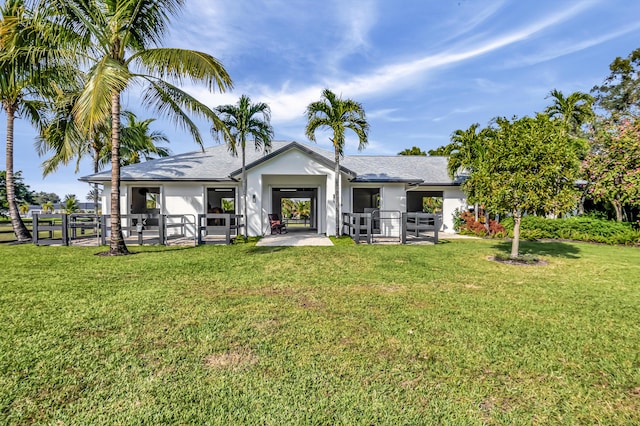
305, 89, 369, 236
545, 89, 594, 135
1, 0, 56, 242
213, 95, 273, 234
47, 0, 233, 255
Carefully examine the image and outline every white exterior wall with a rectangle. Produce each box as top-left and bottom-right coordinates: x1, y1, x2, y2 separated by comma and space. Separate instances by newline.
442, 187, 466, 232
100, 184, 128, 215
163, 183, 205, 238
245, 149, 335, 236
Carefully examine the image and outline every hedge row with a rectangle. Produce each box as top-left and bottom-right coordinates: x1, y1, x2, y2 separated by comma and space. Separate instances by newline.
500, 216, 640, 245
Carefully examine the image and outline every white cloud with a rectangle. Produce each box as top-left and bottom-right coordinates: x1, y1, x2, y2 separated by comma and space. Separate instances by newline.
504, 22, 640, 68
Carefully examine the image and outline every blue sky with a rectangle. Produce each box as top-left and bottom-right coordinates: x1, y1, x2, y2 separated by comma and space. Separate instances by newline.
4, 0, 640, 201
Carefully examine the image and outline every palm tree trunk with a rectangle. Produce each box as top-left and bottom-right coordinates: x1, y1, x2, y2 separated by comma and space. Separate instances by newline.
242, 146, 247, 238
4, 105, 31, 242
109, 91, 129, 255
335, 149, 341, 236
93, 151, 100, 214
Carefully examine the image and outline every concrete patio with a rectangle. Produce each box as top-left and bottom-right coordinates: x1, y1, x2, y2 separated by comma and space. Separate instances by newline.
256, 232, 333, 247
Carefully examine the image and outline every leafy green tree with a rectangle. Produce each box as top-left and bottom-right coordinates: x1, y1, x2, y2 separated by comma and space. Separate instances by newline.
33, 191, 60, 204
63, 193, 79, 214
281, 198, 294, 218
422, 197, 442, 213
584, 117, 640, 221
221, 198, 234, 213
465, 114, 581, 258
427, 145, 452, 156
398, 146, 426, 156
592, 48, 640, 115
213, 95, 273, 233
305, 89, 369, 236
48, 0, 233, 255
0, 170, 34, 217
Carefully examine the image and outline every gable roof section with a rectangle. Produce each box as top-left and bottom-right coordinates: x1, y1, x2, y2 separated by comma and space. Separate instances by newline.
229, 141, 356, 178
80, 140, 459, 185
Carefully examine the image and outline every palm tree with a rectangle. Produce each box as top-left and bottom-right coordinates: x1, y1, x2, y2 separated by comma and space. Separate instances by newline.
305, 89, 369, 236
1, 0, 55, 242
41, 200, 54, 213
116, 112, 170, 166
447, 123, 488, 223
447, 123, 485, 179
37, 94, 169, 213
213, 95, 273, 235
47, 0, 233, 255
545, 89, 594, 135
19, 202, 29, 216
545, 89, 594, 214
63, 193, 79, 214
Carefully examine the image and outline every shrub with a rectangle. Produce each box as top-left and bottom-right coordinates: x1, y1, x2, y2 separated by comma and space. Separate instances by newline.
454, 210, 506, 238
500, 216, 640, 245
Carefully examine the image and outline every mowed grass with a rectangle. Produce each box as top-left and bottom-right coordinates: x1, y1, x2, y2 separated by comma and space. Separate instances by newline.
1, 239, 639, 424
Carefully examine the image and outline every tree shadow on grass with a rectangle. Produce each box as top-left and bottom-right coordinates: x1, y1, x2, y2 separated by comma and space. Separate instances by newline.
492, 240, 581, 259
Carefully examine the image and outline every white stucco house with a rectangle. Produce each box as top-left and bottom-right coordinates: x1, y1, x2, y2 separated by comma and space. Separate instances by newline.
80, 141, 466, 238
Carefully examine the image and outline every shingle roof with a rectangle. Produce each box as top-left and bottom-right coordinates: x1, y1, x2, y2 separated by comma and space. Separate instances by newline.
80, 140, 459, 185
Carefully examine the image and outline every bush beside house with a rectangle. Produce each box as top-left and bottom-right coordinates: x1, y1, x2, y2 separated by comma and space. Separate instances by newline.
500, 215, 640, 245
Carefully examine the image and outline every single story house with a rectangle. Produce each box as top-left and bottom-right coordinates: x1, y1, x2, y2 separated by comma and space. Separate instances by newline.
80, 141, 467, 237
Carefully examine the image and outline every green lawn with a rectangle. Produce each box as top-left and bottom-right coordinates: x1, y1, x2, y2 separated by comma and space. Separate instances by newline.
1, 239, 639, 424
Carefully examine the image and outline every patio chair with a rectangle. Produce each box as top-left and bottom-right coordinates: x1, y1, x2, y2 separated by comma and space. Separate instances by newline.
268, 213, 287, 234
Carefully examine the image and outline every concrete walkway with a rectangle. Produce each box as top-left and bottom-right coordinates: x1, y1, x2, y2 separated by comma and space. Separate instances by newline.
256, 232, 333, 247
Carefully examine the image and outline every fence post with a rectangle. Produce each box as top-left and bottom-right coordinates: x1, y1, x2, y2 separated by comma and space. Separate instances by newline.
100, 215, 107, 245
136, 214, 143, 245
161, 214, 166, 245
401, 212, 407, 244
434, 215, 440, 244
32, 213, 39, 245
62, 214, 69, 246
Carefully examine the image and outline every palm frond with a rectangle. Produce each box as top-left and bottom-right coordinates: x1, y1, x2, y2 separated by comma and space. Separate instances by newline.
140, 77, 223, 149
131, 47, 233, 92
73, 57, 130, 134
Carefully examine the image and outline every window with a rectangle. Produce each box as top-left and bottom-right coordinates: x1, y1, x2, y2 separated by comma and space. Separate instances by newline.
353, 188, 380, 213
